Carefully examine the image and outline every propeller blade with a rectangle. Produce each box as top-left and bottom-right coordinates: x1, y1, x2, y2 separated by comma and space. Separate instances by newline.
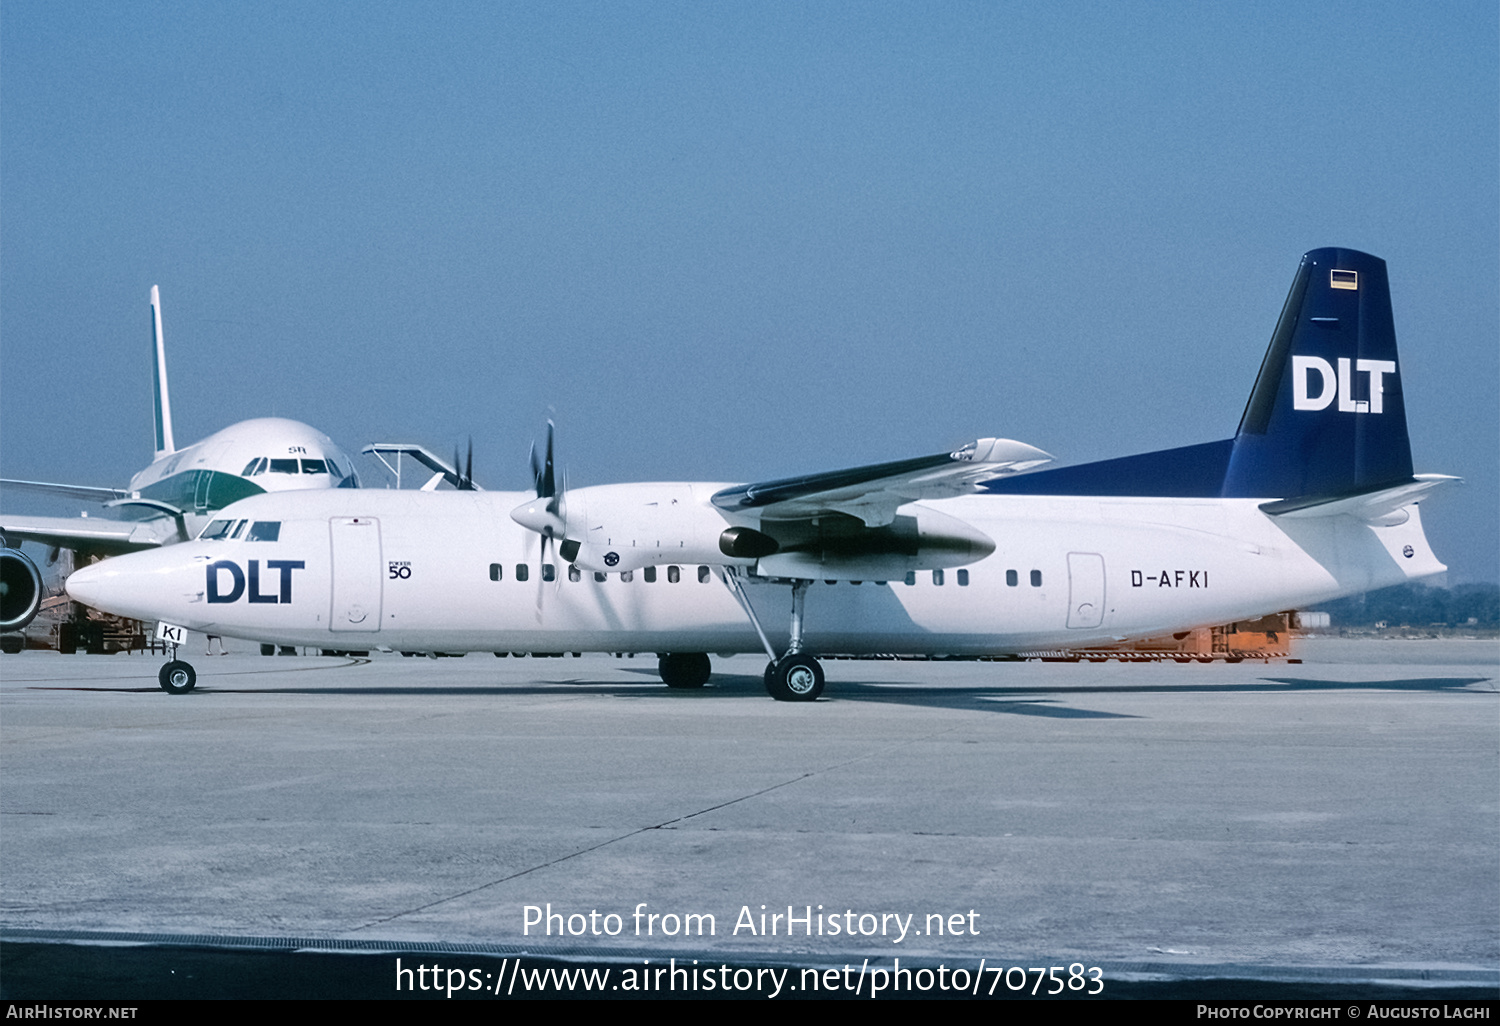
535, 531, 551, 621
540, 420, 555, 499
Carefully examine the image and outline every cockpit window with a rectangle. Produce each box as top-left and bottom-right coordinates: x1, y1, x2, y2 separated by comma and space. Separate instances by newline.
245, 521, 281, 542
199, 519, 248, 540
269, 459, 299, 474
326, 459, 342, 479
300, 459, 328, 475
241, 459, 260, 476
199, 519, 235, 540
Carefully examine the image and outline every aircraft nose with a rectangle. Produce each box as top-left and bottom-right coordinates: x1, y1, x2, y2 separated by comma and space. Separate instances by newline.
65, 563, 104, 607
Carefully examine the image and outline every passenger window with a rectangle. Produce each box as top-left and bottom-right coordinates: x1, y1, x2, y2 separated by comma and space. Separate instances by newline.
489, 563, 502, 582
667, 565, 680, 583
542, 564, 556, 582
516, 564, 529, 582
643, 566, 656, 583
568, 565, 581, 582
245, 521, 280, 542
1006, 570, 1018, 587
301, 459, 328, 475
932, 569, 944, 586
199, 519, 234, 540
904, 572, 916, 586
269, 459, 299, 474
697, 566, 710, 583
1031, 570, 1042, 587
957, 569, 969, 586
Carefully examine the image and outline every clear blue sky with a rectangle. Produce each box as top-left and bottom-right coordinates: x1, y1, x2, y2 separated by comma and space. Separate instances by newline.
3, 2, 1496, 582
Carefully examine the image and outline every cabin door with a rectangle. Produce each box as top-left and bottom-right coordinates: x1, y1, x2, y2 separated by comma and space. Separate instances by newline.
330, 517, 383, 632
1066, 552, 1106, 629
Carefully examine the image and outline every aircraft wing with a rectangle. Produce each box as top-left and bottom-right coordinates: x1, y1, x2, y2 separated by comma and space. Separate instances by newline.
0, 478, 131, 503
711, 437, 1053, 527
0, 515, 165, 557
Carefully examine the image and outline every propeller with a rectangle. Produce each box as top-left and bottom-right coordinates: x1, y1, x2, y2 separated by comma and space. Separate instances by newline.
511, 420, 569, 619
452, 439, 476, 491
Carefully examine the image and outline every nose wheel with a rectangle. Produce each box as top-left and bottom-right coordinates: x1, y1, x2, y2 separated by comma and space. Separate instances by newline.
158, 659, 197, 694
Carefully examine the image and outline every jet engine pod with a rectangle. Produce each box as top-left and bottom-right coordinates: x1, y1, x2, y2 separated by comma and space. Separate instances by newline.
0, 548, 44, 631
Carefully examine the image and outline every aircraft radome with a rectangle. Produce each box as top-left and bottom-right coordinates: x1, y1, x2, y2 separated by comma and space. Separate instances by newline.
0, 286, 362, 645
65, 249, 1454, 699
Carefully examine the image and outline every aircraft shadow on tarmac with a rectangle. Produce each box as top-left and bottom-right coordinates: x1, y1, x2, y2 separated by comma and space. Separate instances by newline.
33, 669, 1495, 718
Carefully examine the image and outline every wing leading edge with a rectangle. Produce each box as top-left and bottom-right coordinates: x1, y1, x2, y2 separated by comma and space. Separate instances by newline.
0, 478, 133, 503
710, 437, 1052, 527
0, 515, 165, 557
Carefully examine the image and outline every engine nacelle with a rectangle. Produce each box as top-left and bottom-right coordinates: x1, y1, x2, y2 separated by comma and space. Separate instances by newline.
753, 507, 995, 581
556, 483, 736, 573
0, 548, 44, 632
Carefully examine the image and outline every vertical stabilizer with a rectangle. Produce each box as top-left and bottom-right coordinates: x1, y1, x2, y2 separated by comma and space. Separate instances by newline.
150, 285, 176, 458
1221, 248, 1413, 500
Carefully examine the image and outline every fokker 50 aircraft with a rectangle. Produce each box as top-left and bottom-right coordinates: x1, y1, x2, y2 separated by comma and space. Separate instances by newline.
66, 249, 1453, 698
0, 286, 360, 638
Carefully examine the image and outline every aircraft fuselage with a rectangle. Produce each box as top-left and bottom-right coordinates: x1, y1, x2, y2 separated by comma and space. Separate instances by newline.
65, 486, 1442, 656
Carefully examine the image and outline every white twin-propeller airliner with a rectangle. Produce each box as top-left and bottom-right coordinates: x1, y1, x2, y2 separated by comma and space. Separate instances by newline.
65, 249, 1454, 699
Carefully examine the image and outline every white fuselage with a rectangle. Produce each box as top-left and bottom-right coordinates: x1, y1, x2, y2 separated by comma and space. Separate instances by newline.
65, 485, 1444, 656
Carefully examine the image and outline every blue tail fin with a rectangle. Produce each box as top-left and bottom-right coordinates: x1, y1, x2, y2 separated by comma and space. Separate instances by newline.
1221, 248, 1413, 500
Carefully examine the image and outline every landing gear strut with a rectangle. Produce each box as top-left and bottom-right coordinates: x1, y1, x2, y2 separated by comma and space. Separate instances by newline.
724, 573, 824, 702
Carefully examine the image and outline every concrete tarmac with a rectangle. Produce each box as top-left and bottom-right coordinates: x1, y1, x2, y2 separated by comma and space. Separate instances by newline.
2, 639, 1496, 995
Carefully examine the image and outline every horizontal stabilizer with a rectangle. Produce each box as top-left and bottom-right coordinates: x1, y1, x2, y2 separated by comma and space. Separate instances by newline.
1259, 474, 1459, 525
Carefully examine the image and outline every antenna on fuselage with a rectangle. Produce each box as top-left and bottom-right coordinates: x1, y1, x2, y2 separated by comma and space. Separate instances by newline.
150, 285, 176, 459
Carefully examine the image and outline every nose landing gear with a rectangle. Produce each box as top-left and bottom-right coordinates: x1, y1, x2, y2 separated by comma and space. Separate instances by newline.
158, 659, 197, 694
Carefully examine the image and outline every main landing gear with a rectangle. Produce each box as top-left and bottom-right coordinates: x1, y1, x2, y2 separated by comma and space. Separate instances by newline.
764, 651, 824, 702
724, 573, 825, 702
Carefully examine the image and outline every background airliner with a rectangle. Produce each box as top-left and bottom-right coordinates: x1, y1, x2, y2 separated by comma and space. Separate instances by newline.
65, 250, 1453, 698
0, 286, 360, 642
